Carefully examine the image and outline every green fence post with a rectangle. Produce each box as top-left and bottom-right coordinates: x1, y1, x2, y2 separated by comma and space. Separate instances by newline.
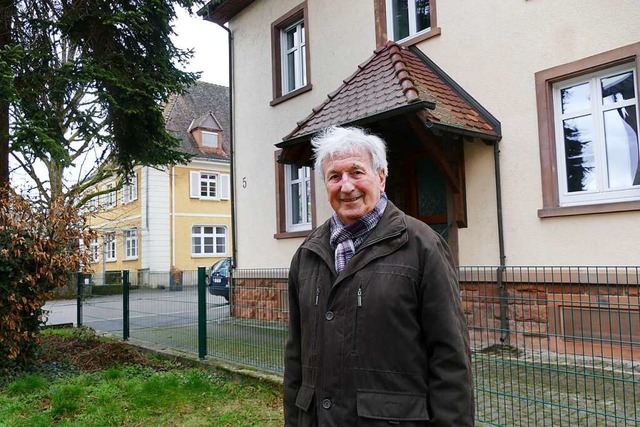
198, 266, 207, 360
123, 270, 130, 341
76, 272, 83, 326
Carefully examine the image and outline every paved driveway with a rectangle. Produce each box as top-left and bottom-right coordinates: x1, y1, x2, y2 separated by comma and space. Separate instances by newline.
44, 287, 229, 333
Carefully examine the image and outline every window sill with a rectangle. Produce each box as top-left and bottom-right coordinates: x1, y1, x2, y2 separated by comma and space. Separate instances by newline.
106, 259, 117, 263
191, 254, 226, 258
124, 257, 138, 261
538, 200, 640, 218
271, 84, 313, 106
274, 230, 312, 239
398, 27, 441, 47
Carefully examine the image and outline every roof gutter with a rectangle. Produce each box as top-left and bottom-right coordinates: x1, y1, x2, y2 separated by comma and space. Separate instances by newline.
425, 121, 502, 144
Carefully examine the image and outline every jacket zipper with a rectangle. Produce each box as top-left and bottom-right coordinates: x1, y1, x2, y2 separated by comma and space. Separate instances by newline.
353, 284, 362, 353
312, 284, 320, 354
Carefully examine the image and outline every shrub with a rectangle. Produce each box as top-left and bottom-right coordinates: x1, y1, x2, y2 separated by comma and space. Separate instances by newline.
0, 189, 94, 371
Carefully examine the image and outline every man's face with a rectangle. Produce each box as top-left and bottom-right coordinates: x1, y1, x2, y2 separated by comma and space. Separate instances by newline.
323, 151, 386, 225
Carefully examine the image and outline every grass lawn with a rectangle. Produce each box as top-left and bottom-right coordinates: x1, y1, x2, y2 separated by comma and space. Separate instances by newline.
0, 328, 283, 426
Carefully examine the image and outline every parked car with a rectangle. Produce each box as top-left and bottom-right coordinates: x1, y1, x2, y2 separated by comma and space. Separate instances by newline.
207, 257, 231, 301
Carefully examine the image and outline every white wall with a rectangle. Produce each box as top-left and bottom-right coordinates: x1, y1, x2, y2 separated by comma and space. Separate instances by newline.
230, 0, 376, 268
230, 0, 640, 267
141, 167, 171, 271
416, 0, 640, 265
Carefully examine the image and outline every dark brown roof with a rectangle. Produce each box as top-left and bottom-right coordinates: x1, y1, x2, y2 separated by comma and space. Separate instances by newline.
163, 81, 230, 161
281, 41, 500, 145
189, 112, 223, 132
198, 0, 256, 25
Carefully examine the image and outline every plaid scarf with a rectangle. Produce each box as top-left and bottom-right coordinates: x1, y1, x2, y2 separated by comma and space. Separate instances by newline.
330, 193, 388, 274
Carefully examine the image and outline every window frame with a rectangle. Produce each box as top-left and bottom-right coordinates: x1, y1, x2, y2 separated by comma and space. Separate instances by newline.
274, 151, 316, 238
89, 238, 99, 263
124, 228, 138, 260
200, 172, 219, 199
191, 225, 228, 257
201, 130, 219, 148
190, 171, 231, 201
86, 195, 98, 210
121, 174, 138, 204
270, 2, 312, 106
280, 19, 306, 95
102, 182, 116, 210
536, 42, 640, 218
284, 163, 312, 232
104, 231, 116, 262
374, 0, 440, 47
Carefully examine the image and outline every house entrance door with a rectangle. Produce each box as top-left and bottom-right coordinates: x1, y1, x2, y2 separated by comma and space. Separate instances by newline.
385, 150, 453, 240
415, 157, 450, 240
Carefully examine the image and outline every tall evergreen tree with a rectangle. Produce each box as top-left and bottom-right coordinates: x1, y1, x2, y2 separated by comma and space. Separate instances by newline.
0, 0, 199, 205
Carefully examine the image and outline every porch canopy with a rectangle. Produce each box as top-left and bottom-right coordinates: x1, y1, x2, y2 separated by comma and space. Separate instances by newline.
276, 41, 501, 167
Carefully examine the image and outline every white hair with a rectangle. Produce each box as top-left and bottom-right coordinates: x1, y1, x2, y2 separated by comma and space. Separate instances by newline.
311, 126, 388, 177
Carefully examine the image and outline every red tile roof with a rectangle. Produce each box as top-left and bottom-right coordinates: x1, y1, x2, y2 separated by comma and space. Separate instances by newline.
282, 41, 500, 143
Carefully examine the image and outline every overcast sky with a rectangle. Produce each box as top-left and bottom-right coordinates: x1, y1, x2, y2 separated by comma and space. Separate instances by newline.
171, 7, 230, 86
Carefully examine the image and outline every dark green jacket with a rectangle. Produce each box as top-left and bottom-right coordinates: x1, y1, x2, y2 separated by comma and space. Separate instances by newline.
284, 201, 474, 426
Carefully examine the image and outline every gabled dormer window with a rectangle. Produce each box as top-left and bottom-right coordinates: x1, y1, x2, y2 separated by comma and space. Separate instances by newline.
189, 112, 223, 149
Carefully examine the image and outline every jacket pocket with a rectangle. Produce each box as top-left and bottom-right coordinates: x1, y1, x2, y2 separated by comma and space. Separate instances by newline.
295, 385, 317, 427
357, 389, 429, 425
295, 384, 315, 412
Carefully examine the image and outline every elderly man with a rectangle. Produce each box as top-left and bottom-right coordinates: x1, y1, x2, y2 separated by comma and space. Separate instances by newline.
284, 126, 474, 426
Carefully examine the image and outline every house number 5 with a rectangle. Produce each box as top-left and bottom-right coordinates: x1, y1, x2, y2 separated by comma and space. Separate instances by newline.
242, 177, 247, 188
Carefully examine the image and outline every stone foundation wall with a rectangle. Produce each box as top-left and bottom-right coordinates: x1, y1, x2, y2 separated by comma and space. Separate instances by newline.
461, 280, 640, 359
231, 277, 289, 323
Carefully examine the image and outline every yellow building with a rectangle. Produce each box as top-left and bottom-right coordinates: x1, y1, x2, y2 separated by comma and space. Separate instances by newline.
86, 81, 231, 285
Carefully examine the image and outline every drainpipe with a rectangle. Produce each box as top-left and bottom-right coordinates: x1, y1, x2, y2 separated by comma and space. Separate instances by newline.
171, 166, 176, 267
215, 24, 236, 269
493, 140, 509, 343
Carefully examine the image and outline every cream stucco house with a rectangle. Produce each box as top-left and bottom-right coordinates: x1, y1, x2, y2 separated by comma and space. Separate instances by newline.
86, 81, 232, 285
200, 0, 640, 269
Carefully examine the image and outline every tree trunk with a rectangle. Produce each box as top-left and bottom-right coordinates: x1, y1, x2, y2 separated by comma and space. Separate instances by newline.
49, 158, 64, 202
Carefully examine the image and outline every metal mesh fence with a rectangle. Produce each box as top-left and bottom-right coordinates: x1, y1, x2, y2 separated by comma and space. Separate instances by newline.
210, 268, 289, 373
462, 266, 639, 426
76, 266, 640, 425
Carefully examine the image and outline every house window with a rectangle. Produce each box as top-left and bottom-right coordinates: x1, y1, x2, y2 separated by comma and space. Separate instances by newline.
86, 195, 98, 210
121, 174, 138, 204
124, 228, 138, 259
190, 171, 230, 200
281, 20, 306, 94
89, 238, 99, 263
553, 65, 640, 206
202, 131, 219, 148
536, 43, 640, 217
191, 225, 227, 256
104, 232, 116, 261
285, 164, 312, 232
274, 151, 315, 238
271, 2, 311, 105
201, 173, 218, 198
102, 182, 116, 209
374, 0, 439, 46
